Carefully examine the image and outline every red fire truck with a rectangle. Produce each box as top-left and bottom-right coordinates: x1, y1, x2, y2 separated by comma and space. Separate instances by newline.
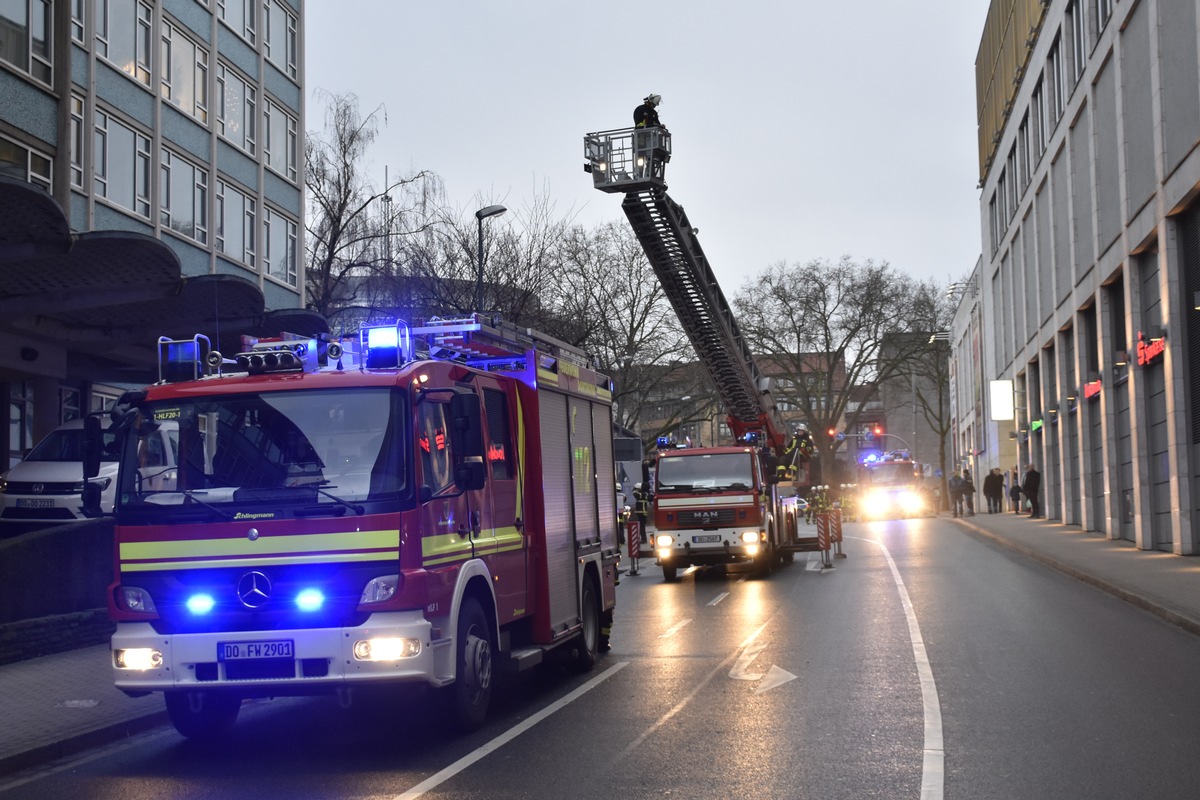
84, 316, 619, 738
584, 126, 821, 581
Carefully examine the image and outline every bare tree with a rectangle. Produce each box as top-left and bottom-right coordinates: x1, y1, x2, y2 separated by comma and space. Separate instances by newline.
556, 221, 699, 437
732, 256, 920, 482
305, 91, 438, 329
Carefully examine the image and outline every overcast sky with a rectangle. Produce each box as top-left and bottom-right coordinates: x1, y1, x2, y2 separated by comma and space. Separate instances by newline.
304, 1, 990, 293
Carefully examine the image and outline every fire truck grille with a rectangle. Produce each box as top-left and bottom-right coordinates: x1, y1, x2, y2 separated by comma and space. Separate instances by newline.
677, 508, 737, 528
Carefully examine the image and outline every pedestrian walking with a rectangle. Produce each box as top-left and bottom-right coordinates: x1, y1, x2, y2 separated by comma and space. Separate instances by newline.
983, 467, 1004, 513
1008, 468, 1023, 514
948, 471, 965, 518
962, 468, 977, 516
1022, 463, 1042, 519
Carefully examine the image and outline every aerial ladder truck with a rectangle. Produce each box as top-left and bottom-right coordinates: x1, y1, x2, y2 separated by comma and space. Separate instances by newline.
583, 126, 823, 581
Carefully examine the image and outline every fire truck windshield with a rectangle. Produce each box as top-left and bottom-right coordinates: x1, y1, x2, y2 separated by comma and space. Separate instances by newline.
866, 462, 919, 486
656, 451, 756, 493
116, 388, 406, 516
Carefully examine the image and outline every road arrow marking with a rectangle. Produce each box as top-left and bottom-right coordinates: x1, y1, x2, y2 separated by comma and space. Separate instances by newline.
754, 664, 798, 694
729, 642, 767, 680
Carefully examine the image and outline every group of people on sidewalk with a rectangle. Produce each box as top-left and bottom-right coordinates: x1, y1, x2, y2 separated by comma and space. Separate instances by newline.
950, 464, 1042, 518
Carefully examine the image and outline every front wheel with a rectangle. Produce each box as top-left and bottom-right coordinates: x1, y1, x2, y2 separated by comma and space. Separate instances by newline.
662, 563, 678, 582
447, 597, 494, 732
164, 691, 241, 740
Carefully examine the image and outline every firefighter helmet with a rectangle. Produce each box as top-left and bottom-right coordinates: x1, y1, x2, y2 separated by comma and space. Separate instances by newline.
645, 93, 661, 106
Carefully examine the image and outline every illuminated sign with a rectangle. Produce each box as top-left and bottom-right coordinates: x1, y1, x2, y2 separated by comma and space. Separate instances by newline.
1030, 419, 1044, 432
1083, 380, 1102, 400
1136, 330, 1165, 366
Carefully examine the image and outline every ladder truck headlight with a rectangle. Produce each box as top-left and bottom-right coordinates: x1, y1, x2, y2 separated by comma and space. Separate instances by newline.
654, 534, 674, 549
114, 648, 163, 670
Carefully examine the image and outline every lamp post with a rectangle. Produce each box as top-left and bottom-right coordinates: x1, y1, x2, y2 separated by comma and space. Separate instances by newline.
475, 205, 507, 313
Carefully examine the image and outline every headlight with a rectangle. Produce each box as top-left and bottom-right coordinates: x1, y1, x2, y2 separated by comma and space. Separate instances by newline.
898, 491, 924, 513
353, 637, 421, 661
655, 534, 674, 548
740, 531, 760, 544
360, 574, 401, 604
114, 648, 163, 670
120, 586, 157, 613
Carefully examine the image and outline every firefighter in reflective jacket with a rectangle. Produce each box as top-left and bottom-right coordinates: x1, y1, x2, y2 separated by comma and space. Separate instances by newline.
633, 482, 651, 544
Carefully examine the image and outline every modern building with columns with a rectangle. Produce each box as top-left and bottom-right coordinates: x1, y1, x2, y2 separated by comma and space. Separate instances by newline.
958, 0, 1200, 553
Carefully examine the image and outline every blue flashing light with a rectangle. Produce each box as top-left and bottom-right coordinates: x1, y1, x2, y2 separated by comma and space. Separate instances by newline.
295, 588, 325, 612
656, 436, 672, 448
186, 594, 216, 615
362, 321, 413, 368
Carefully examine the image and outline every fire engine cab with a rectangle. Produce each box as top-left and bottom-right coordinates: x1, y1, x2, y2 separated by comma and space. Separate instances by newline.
85, 316, 619, 738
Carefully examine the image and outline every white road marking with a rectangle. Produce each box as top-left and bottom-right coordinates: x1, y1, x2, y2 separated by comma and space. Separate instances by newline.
755, 664, 798, 694
806, 552, 823, 571
659, 618, 693, 638
707, 592, 729, 606
854, 535, 945, 800
728, 642, 768, 681
394, 661, 628, 800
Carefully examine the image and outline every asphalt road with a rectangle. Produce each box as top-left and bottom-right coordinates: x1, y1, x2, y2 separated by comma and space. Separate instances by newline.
3, 516, 1200, 799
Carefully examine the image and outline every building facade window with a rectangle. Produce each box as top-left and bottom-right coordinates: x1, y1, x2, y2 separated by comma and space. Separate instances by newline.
94, 110, 151, 217
1047, 34, 1066, 127
217, 62, 256, 155
70, 95, 85, 187
0, 135, 52, 190
263, 207, 297, 285
97, 0, 152, 86
70, 0, 84, 42
162, 22, 209, 124
1032, 77, 1048, 158
217, 0, 255, 43
161, 148, 209, 244
216, 179, 256, 266
0, 0, 52, 84
263, 97, 297, 181
264, 0, 296, 79
1067, 0, 1087, 87
1017, 112, 1031, 191
1094, 0, 1112, 35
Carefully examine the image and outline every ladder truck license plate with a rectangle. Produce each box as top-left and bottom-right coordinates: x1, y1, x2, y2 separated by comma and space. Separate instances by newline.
218, 640, 294, 661
692, 534, 721, 543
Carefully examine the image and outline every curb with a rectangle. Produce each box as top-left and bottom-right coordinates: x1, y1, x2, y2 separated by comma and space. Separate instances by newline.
953, 517, 1200, 639
0, 710, 168, 778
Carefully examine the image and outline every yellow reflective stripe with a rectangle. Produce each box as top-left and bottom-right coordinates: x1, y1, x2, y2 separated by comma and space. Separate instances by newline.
122, 551, 394, 572
120, 529, 399, 564
537, 368, 558, 386
422, 532, 472, 565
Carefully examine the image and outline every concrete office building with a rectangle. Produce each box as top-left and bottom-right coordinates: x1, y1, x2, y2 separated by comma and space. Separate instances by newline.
959, 0, 1200, 553
0, 0, 306, 467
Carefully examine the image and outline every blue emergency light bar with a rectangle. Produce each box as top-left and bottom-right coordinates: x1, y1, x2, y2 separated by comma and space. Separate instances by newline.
158, 334, 211, 383
361, 321, 413, 369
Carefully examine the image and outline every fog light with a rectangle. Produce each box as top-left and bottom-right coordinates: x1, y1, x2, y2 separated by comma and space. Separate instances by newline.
746, 544, 760, 556
657, 548, 672, 560
115, 648, 163, 670
353, 637, 421, 661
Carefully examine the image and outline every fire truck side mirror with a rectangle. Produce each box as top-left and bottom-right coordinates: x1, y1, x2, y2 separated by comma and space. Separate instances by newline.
81, 482, 104, 518
82, 415, 102, 479
449, 392, 484, 459
455, 457, 487, 492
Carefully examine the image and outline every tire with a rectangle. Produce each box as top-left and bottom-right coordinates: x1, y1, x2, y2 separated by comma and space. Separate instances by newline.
662, 563, 678, 582
447, 596, 494, 732
755, 537, 774, 578
165, 691, 241, 740
571, 574, 601, 673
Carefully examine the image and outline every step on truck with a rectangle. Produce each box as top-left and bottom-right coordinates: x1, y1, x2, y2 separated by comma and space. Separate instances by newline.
84, 316, 620, 738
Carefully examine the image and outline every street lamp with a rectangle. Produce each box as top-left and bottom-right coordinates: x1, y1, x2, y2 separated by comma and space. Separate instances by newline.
475, 205, 507, 313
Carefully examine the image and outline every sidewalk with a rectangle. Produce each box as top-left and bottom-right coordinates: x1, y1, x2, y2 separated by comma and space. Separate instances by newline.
3, 511, 1200, 777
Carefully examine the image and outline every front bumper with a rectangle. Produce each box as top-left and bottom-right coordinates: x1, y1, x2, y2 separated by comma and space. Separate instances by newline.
654, 527, 765, 567
111, 610, 442, 696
